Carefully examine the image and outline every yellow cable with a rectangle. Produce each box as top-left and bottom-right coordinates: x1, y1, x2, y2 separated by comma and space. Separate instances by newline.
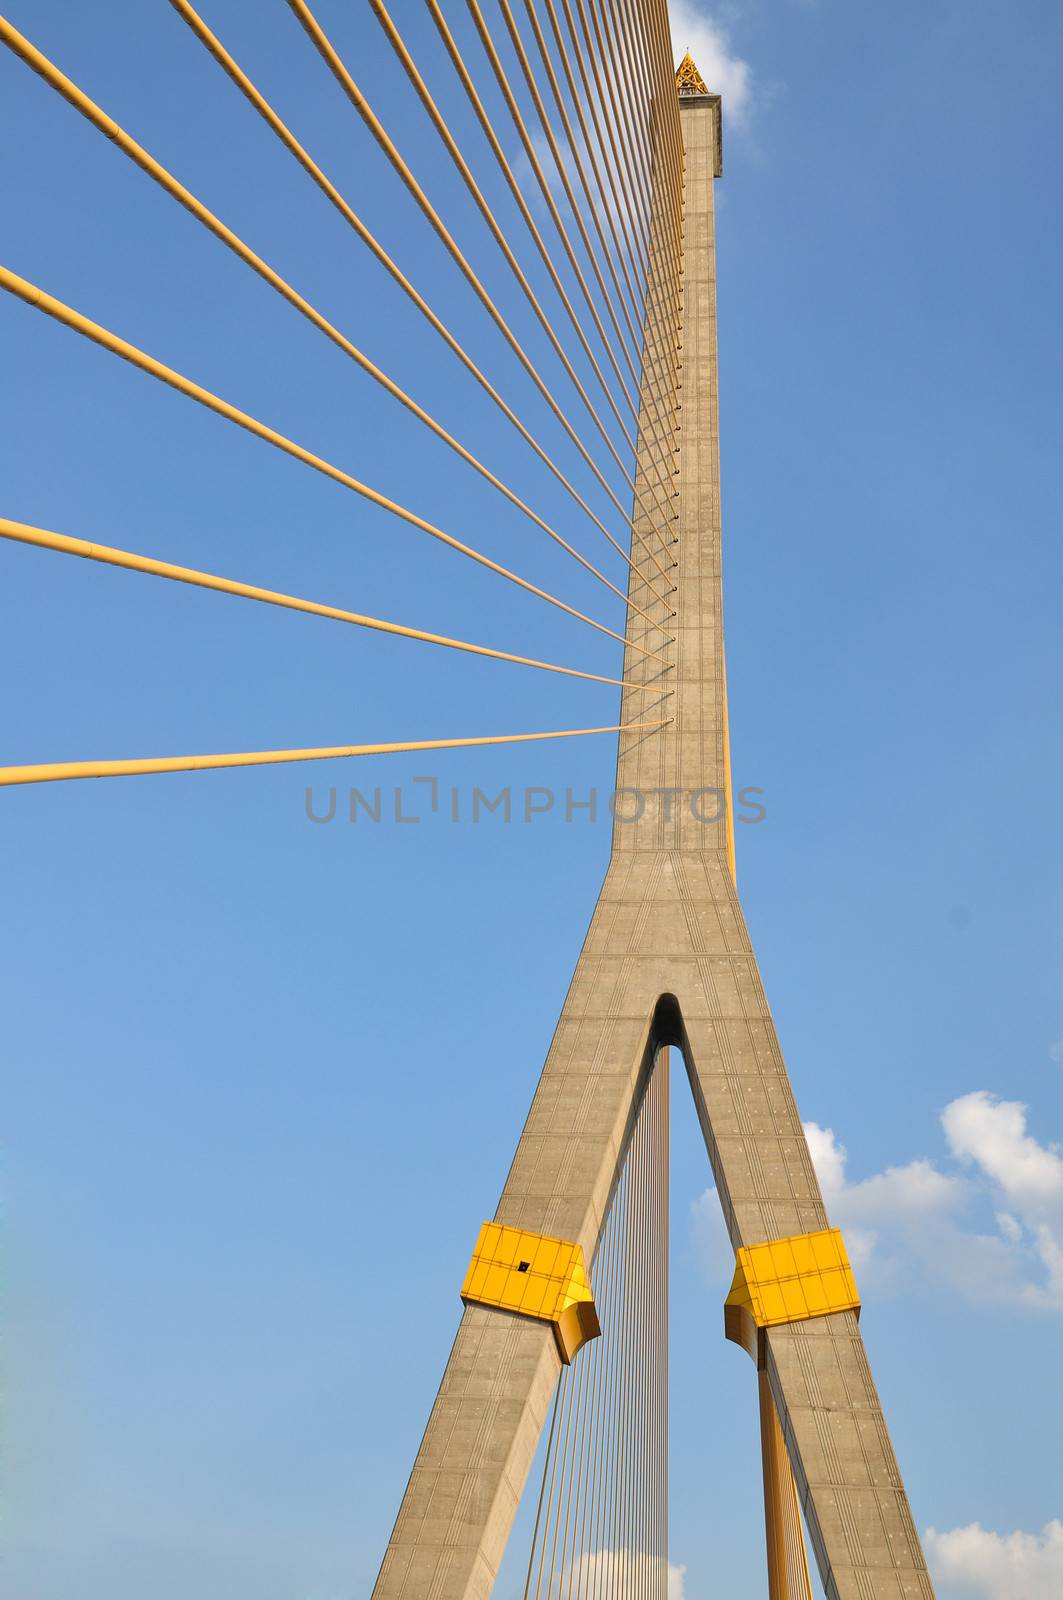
0, 13, 672, 637
558, 0, 688, 498
608, 0, 683, 226
556, 0, 650, 279
0, 516, 661, 688
632, 0, 686, 205
368, 0, 673, 583
370, 0, 637, 440
167, 0, 671, 604
520, 0, 655, 368
544, 0, 688, 536
460, 0, 675, 534
0, 263, 672, 664
592, 0, 685, 425
528, 0, 685, 524
0, 720, 672, 788
491, 0, 644, 389
574, 0, 654, 236
286, 0, 678, 588
418, 0, 675, 574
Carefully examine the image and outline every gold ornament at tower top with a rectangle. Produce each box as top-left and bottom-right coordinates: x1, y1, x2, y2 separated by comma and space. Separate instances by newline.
675, 50, 710, 96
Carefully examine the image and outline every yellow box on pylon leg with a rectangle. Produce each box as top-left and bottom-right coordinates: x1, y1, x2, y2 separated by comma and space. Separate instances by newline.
725, 1227, 860, 1362
461, 1221, 600, 1364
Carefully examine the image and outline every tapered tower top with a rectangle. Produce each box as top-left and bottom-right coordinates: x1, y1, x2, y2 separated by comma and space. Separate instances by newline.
675, 50, 710, 97
675, 52, 723, 175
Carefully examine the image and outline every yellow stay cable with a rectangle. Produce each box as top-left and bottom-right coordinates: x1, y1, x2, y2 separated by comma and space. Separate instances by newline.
371, 0, 671, 529
0, 721, 672, 789
572, 0, 655, 240
630, 0, 686, 206
166, 0, 670, 605
285, 0, 678, 590
493, 0, 658, 427
533, 0, 649, 305
556, 0, 651, 280
293, 0, 671, 555
596, 0, 684, 325
547, 0, 687, 525
420, 0, 673, 584
459, 0, 675, 530
534, 0, 685, 518
607, 0, 682, 222
592, 0, 685, 380
370, 0, 638, 441
575, 0, 670, 256
630, 0, 682, 179
0, 517, 671, 690
558, 0, 686, 448
0, 15, 671, 639
491, 0, 645, 389
608, 0, 687, 561
418, 0, 679, 544
520, 0, 658, 366
0, 264, 672, 664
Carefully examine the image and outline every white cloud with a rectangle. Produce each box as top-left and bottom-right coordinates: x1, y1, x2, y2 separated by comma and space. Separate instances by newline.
1049, 1039, 1063, 1065
692, 1130, 970, 1291
688, 1092, 1063, 1310
996, 1209, 1023, 1245
565, 1550, 685, 1598
925, 1519, 1063, 1599
803, 1098, 1063, 1309
685, 1094, 1063, 1305
943, 1091, 1063, 1209
668, 2, 753, 125
941, 1091, 1063, 1306
802, 1120, 966, 1283
803, 1120, 847, 1195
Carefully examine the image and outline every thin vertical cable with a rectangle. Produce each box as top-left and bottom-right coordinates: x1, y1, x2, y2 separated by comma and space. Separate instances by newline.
519, 1033, 669, 1594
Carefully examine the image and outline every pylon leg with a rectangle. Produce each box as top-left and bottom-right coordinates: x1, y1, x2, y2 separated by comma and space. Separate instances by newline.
372, 854, 932, 1597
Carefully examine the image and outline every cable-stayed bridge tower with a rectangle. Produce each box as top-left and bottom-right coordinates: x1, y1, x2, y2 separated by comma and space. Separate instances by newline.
0, 7, 936, 1598
372, 43, 935, 1600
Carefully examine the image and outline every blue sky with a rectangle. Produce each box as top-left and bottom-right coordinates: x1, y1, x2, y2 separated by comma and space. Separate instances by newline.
2, 2, 1061, 1597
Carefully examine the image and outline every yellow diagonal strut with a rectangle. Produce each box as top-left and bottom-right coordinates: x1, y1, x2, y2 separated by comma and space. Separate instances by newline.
461, 1222, 600, 1365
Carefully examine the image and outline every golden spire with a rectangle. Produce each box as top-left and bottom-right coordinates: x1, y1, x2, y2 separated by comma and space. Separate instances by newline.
675, 50, 710, 97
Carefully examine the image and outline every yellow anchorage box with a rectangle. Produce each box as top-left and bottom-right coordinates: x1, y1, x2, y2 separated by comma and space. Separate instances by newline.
725, 1227, 860, 1362
461, 1221, 601, 1364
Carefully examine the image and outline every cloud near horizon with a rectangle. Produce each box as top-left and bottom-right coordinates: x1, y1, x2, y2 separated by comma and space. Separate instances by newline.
564, 1549, 686, 1598
925, 1519, 1063, 1599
